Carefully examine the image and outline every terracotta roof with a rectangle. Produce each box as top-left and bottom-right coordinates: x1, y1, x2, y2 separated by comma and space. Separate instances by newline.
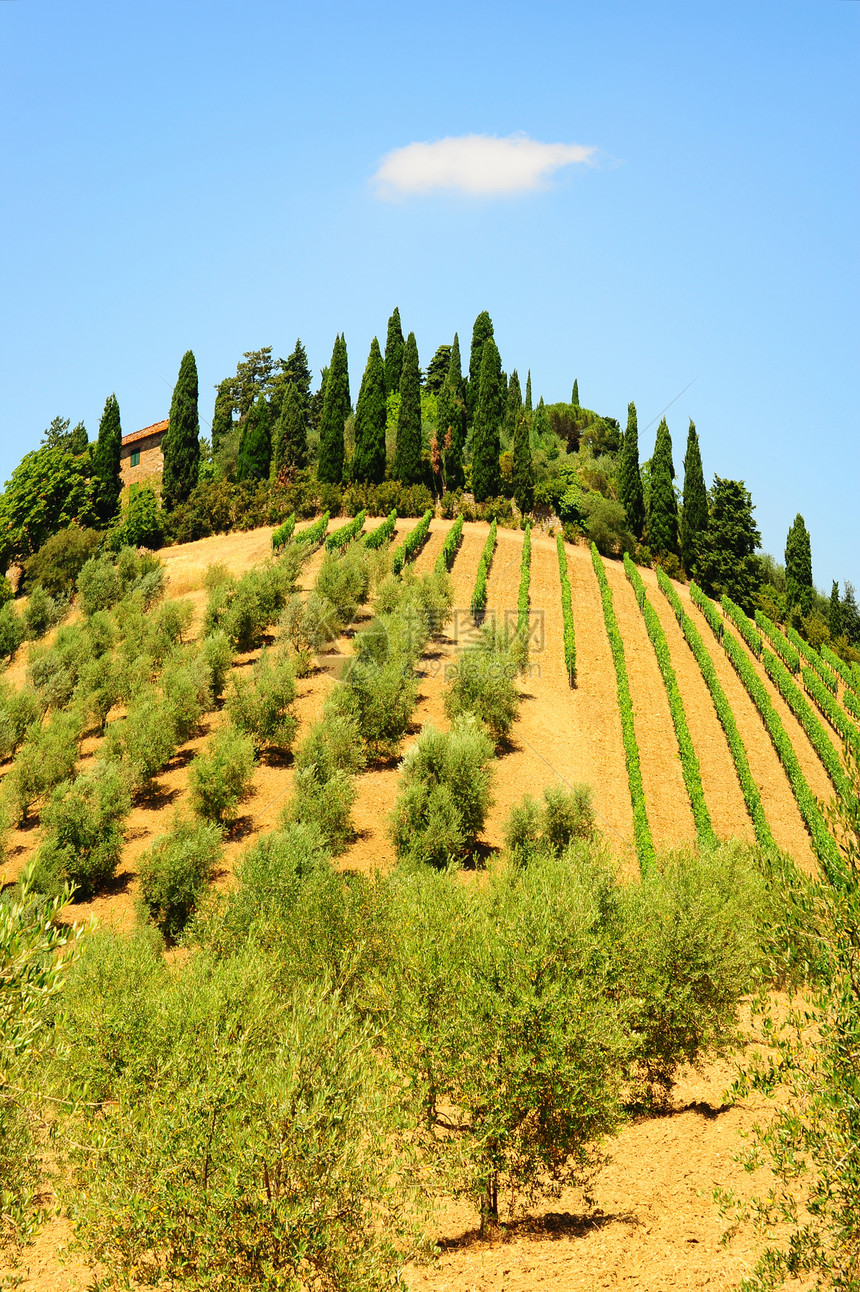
121, 419, 169, 448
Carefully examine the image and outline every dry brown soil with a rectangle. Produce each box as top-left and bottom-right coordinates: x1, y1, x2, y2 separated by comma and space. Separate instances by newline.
2, 518, 827, 1290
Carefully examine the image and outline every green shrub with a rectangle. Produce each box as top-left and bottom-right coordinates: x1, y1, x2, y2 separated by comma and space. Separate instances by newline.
204, 562, 298, 653
23, 525, 99, 597
188, 726, 256, 823
282, 767, 356, 854
137, 815, 223, 940
161, 651, 213, 743
327, 656, 418, 759
314, 545, 372, 629
389, 717, 495, 867
4, 712, 82, 824
74, 653, 123, 733
199, 630, 232, 701
0, 687, 42, 762
31, 762, 131, 900
26, 624, 88, 709
77, 554, 121, 616
505, 782, 595, 866
22, 585, 68, 640
583, 493, 632, 556
0, 603, 25, 663
226, 648, 297, 753
105, 691, 179, 792
444, 622, 520, 742
293, 713, 367, 780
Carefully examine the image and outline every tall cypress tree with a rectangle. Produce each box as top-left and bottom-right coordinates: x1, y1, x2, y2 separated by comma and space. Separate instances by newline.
352, 338, 387, 484
162, 351, 200, 512
467, 310, 494, 420
571, 378, 580, 406
271, 338, 312, 425
785, 514, 813, 616
524, 371, 533, 413
506, 369, 522, 437
618, 402, 645, 540
384, 308, 404, 398
236, 394, 271, 481
512, 411, 534, 514
647, 418, 678, 555
394, 332, 422, 485
317, 334, 350, 484
211, 379, 234, 455
679, 419, 707, 572
829, 580, 843, 641
272, 382, 307, 479
437, 333, 467, 491
92, 393, 122, 523
532, 396, 550, 440
471, 336, 502, 502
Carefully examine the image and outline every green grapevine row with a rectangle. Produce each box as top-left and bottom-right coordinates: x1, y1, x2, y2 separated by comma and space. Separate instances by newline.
721, 595, 762, 656
517, 523, 531, 639
754, 610, 800, 674
821, 642, 858, 694
271, 514, 296, 551
391, 510, 433, 575
761, 651, 849, 799
626, 557, 715, 846
802, 666, 860, 757
363, 508, 397, 550
785, 624, 839, 695
435, 515, 464, 574
689, 581, 723, 638
325, 509, 366, 552
471, 519, 498, 616
556, 534, 576, 686
294, 511, 330, 547
656, 568, 775, 850
591, 543, 654, 871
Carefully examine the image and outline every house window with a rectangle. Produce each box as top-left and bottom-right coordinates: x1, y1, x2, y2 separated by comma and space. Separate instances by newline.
130, 450, 140, 467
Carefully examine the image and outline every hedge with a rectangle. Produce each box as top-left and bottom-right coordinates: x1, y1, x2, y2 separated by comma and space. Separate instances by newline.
821, 642, 858, 694
435, 515, 464, 575
591, 543, 654, 871
802, 665, 860, 757
556, 534, 575, 686
271, 514, 296, 552
689, 581, 724, 639
294, 511, 330, 548
720, 629, 839, 867
325, 509, 366, 553
517, 523, 531, 641
626, 556, 714, 846
391, 510, 433, 576
363, 509, 397, 551
754, 610, 800, 675
785, 624, 839, 696
721, 595, 762, 657
656, 567, 775, 851
471, 519, 498, 617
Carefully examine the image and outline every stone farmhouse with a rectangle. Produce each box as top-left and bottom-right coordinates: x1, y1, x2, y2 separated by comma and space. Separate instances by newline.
119, 419, 168, 492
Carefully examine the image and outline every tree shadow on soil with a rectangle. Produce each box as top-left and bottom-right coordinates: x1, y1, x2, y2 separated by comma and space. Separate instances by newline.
437, 1209, 637, 1251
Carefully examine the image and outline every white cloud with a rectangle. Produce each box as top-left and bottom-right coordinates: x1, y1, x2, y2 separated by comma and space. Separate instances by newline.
372, 132, 597, 198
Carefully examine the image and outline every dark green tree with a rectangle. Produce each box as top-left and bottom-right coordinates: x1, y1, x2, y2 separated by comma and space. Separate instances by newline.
236, 394, 271, 482
829, 581, 843, 641
679, 420, 707, 572
697, 477, 763, 614
92, 394, 123, 523
618, 402, 645, 541
384, 308, 405, 398
394, 332, 422, 485
69, 422, 88, 455
425, 344, 452, 396
271, 382, 307, 479
525, 371, 533, 413
506, 370, 522, 437
352, 338, 387, 484
41, 416, 86, 453
232, 347, 275, 420
471, 336, 502, 502
211, 379, 234, 454
842, 583, 860, 646
532, 397, 550, 439
571, 378, 580, 406
511, 410, 534, 514
0, 448, 96, 566
437, 333, 467, 491
271, 339, 312, 425
317, 334, 350, 484
162, 351, 200, 512
647, 419, 678, 556
785, 514, 814, 617
467, 311, 494, 420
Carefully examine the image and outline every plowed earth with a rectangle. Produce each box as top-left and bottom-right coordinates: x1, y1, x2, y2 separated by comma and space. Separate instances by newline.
3, 518, 830, 1291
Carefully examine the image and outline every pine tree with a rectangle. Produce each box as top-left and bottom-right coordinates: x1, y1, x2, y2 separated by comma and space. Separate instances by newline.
162, 351, 200, 512
471, 336, 502, 502
272, 382, 307, 479
618, 401, 645, 541
384, 308, 405, 398
571, 378, 580, 406
647, 419, 678, 555
525, 371, 533, 413
92, 393, 123, 523
318, 334, 350, 484
271, 338, 312, 425
785, 514, 813, 616
236, 395, 271, 481
829, 581, 843, 641
679, 419, 707, 572
506, 370, 522, 437
211, 379, 234, 454
467, 310, 494, 420
512, 409, 534, 514
394, 332, 422, 485
697, 477, 763, 614
437, 333, 467, 491
352, 338, 387, 484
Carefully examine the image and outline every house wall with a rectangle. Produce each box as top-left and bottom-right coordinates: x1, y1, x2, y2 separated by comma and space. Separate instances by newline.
119, 432, 166, 491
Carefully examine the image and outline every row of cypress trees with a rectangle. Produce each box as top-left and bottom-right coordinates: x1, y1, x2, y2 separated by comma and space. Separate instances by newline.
618, 403, 708, 566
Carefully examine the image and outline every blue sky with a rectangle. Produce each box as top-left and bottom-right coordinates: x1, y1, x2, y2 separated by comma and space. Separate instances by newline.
1, 0, 857, 590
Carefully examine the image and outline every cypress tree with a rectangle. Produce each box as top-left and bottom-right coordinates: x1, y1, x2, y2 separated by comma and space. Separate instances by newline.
512, 410, 534, 514
318, 334, 350, 484
785, 514, 813, 616
272, 382, 307, 479
92, 393, 122, 522
352, 338, 387, 484
532, 396, 550, 439
829, 580, 843, 641
647, 418, 679, 555
697, 477, 763, 614
679, 419, 707, 572
525, 371, 533, 413
236, 394, 271, 482
571, 378, 580, 406
162, 350, 200, 512
394, 332, 422, 485
437, 333, 467, 491
471, 336, 502, 502
384, 308, 404, 398
506, 369, 522, 436
280, 339, 312, 411
617, 402, 645, 540
68, 421, 88, 455
467, 310, 494, 420
211, 379, 234, 454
